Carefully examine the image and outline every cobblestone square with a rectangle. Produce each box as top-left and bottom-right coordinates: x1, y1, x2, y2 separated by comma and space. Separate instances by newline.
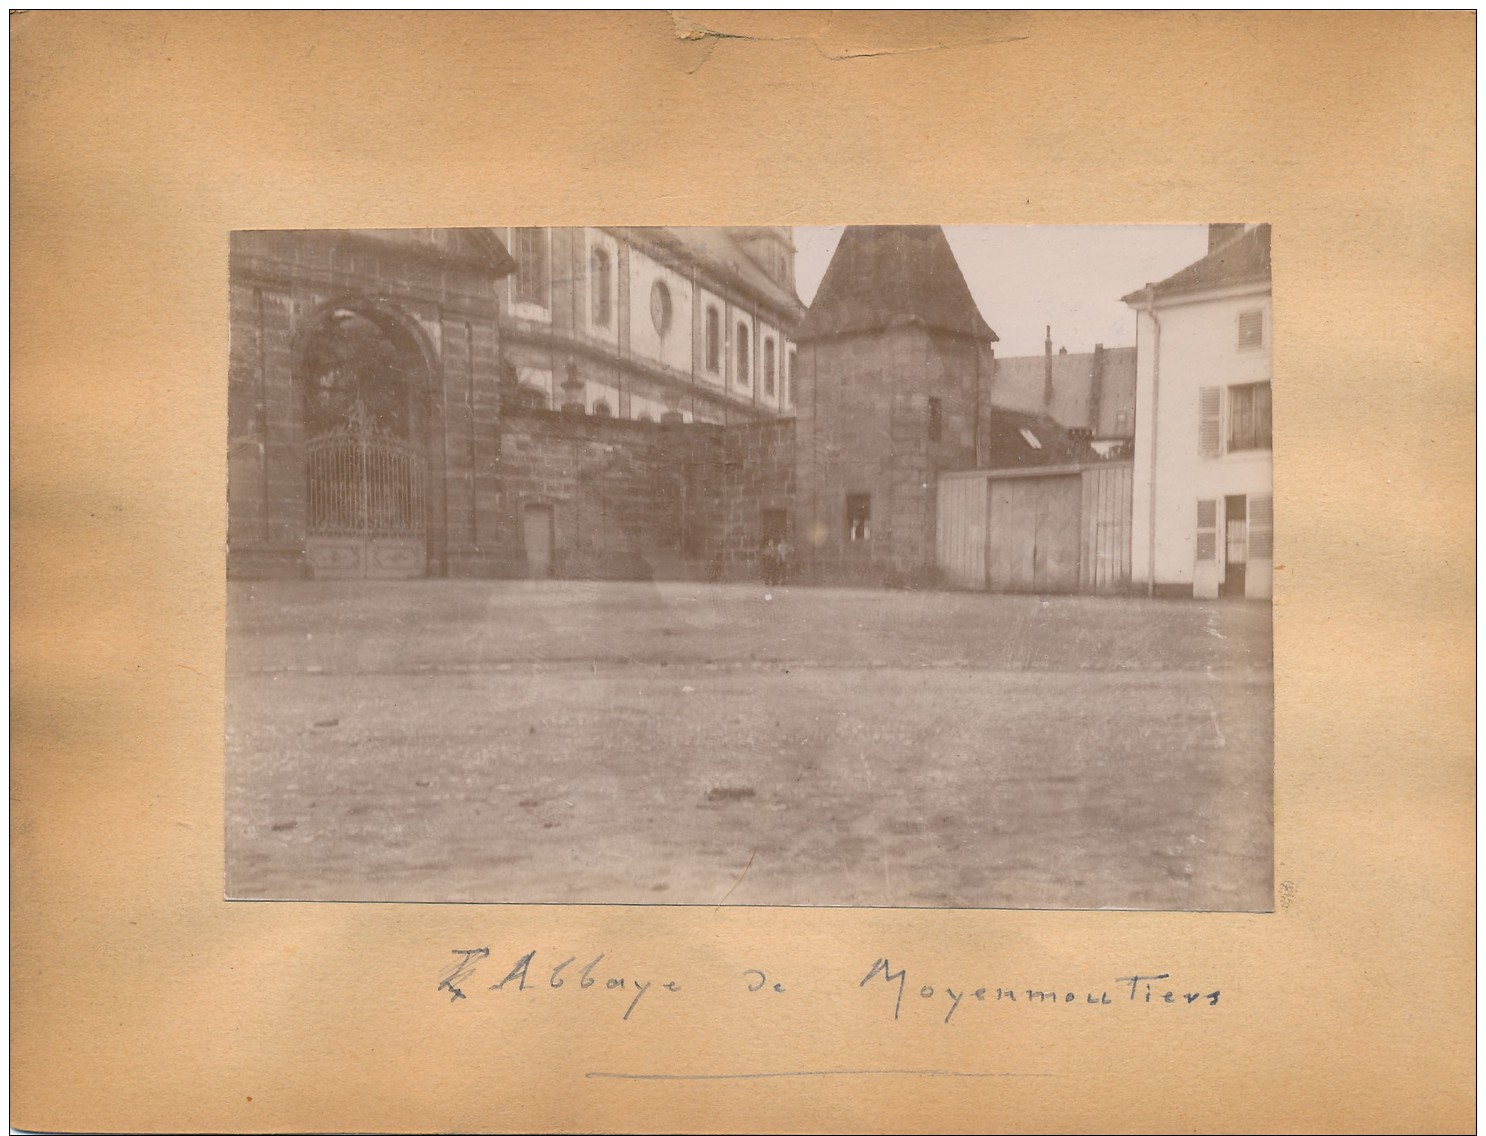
227, 580, 1273, 909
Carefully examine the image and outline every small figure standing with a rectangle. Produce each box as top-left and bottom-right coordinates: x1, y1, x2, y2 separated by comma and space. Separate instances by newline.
760, 537, 780, 586
774, 537, 792, 585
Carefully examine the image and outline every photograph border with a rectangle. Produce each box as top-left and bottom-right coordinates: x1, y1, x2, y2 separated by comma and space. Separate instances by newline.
11, 12, 1474, 1133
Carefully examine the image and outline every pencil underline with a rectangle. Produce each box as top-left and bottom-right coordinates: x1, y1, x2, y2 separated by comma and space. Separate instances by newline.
586, 1069, 1054, 1081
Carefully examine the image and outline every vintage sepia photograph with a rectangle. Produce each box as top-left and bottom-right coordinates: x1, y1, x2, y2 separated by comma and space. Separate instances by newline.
225, 223, 1274, 910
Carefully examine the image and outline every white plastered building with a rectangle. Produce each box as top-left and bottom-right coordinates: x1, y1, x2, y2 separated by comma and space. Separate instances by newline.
1123, 224, 1273, 600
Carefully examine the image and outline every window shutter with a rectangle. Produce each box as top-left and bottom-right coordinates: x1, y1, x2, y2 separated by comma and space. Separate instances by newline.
1196, 499, 1218, 561
1248, 495, 1274, 559
1198, 387, 1222, 457
1238, 310, 1264, 349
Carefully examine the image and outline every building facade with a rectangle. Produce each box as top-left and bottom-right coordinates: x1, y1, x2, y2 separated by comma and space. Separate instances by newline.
1122, 224, 1274, 599
227, 224, 1138, 592
226, 227, 807, 583
497, 227, 804, 425
227, 228, 517, 580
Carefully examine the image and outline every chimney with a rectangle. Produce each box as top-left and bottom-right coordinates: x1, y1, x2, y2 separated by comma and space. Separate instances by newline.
1067, 427, 1094, 462
1089, 343, 1105, 434
1043, 325, 1054, 409
1208, 223, 1246, 253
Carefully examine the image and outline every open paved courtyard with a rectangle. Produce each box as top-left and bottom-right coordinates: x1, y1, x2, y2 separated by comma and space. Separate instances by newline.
226, 580, 1273, 910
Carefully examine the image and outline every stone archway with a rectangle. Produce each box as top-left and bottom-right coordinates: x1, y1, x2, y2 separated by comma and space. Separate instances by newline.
296, 302, 432, 578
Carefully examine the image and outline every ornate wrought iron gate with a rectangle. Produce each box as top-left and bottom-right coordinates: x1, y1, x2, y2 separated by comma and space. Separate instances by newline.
305, 402, 427, 579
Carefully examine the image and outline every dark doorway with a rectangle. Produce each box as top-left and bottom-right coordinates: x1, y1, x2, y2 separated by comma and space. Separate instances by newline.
761, 509, 788, 544
1222, 495, 1247, 598
523, 504, 554, 578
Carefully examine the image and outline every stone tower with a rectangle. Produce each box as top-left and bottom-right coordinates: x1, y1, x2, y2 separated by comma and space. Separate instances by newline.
792, 225, 998, 585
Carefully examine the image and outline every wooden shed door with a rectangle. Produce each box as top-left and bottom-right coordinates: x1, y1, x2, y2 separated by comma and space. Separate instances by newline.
986, 476, 1082, 594
934, 476, 990, 589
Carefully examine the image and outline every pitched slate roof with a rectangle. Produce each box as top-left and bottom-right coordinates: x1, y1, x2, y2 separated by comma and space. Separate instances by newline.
1121, 223, 1271, 304
992, 345, 1138, 438
982, 408, 1093, 470
796, 225, 998, 343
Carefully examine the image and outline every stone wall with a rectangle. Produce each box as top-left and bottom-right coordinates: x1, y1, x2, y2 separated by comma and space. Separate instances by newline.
227, 229, 508, 579
494, 409, 720, 580
491, 408, 798, 583
793, 325, 987, 587
713, 419, 798, 580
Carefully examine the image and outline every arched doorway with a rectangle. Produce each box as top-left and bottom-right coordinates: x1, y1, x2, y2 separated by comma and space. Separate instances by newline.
297, 303, 430, 578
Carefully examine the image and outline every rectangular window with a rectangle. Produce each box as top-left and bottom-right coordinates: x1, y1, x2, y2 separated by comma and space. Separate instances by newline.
846, 494, 871, 542
514, 228, 549, 308
1228, 382, 1272, 451
764, 339, 776, 397
928, 396, 942, 442
1238, 309, 1264, 349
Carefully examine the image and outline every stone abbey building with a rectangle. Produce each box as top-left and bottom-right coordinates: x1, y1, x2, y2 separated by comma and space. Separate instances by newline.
227, 225, 1087, 586
500, 227, 803, 424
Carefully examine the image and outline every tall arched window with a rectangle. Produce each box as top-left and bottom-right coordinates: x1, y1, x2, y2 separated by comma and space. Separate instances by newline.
514, 228, 549, 307
763, 339, 776, 397
705, 307, 721, 373
590, 246, 612, 327
736, 322, 750, 386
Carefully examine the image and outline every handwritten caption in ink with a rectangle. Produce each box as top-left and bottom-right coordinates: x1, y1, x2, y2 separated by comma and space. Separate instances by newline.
437, 948, 684, 1020
437, 949, 1220, 1023
858, 959, 1221, 1023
